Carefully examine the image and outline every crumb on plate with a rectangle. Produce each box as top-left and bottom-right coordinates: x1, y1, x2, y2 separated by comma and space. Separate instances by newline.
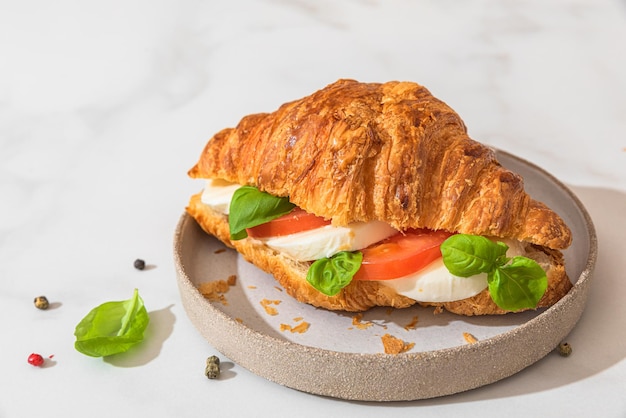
198, 276, 237, 306
280, 321, 310, 334
381, 334, 415, 354
404, 315, 419, 331
260, 299, 281, 316
463, 332, 478, 344
351, 313, 373, 330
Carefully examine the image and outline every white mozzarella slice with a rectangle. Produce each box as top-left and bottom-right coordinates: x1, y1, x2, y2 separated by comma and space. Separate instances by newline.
200, 179, 240, 214
258, 221, 398, 261
381, 259, 488, 302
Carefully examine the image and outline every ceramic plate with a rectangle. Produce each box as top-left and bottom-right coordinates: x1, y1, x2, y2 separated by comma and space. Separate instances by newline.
174, 150, 596, 401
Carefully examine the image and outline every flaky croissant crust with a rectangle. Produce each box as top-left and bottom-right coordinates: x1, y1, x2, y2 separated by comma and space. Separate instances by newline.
189, 79, 571, 250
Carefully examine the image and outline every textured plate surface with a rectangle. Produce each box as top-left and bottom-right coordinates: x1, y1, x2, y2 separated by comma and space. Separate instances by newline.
174, 150, 597, 401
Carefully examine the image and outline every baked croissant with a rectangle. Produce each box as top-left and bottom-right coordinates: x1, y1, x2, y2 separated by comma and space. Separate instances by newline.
186, 79, 572, 315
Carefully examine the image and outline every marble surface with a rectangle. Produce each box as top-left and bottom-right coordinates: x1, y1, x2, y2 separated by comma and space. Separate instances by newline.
1, 0, 625, 417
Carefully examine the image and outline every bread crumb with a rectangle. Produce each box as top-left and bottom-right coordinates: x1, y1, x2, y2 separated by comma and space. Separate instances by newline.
247, 285, 257, 289
381, 334, 415, 354
293, 316, 303, 322
463, 332, 478, 344
227, 275, 237, 286
280, 321, 310, 334
404, 315, 419, 331
198, 278, 236, 306
260, 299, 281, 316
274, 286, 283, 292
433, 306, 444, 315
214, 248, 226, 254
235, 318, 243, 324
351, 313, 373, 330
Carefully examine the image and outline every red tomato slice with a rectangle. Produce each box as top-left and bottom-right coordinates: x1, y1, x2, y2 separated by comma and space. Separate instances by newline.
246, 208, 331, 238
353, 229, 454, 281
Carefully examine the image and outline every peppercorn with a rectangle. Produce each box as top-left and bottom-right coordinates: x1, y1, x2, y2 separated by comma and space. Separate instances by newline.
205, 355, 220, 379
28, 353, 44, 367
134, 259, 146, 270
34, 296, 49, 310
557, 342, 572, 357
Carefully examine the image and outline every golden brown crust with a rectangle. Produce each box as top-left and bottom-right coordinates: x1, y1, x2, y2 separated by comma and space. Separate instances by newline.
186, 193, 572, 315
189, 79, 571, 250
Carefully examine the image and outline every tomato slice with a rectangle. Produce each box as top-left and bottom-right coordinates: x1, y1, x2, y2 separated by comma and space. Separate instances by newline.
353, 229, 454, 281
246, 208, 331, 238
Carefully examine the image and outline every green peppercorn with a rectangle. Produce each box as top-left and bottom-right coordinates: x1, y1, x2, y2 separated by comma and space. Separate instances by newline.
557, 342, 572, 357
134, 259, 146, 270
205, 355, 220, 379
34, 296, 49, 310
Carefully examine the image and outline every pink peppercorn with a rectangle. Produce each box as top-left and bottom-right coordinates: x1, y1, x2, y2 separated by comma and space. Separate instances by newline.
28, 353, 44, 367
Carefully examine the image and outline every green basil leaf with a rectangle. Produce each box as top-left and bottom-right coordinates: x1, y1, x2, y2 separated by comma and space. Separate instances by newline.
488, 256, 548, 311
306, 251, 363, 296
440, 234, 509, 277
74, 289, 150, 357
228, 186, 295, 240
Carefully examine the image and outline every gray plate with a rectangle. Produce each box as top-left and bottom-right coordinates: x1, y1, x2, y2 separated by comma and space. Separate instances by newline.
173, 150, 597, 401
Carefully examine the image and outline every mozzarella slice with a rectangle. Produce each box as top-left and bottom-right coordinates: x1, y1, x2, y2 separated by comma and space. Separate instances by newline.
256, 221, 398, 261
380, 259, 488, 302
200, 179, 241, 214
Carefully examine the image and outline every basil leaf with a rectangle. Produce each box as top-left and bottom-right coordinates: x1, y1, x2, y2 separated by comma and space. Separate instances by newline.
487, 256, 548, 311
228, 186, 295, 240
306, 251, 363, 296
74, 289, 150, 357
440, 234, 508, 277
441, 234, 549, 311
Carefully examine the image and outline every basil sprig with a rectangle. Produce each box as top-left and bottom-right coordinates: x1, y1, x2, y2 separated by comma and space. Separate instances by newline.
228, 186, 295, 240
306, 251, 363, 296
74, 289, 150, 357
440, 235, 548, 311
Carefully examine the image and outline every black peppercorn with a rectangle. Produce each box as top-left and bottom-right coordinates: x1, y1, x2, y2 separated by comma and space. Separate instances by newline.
134, 259, 146, 270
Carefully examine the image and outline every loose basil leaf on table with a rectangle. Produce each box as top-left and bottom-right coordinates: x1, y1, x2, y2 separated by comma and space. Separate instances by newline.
228, 186, 295, 240
74, 289, 150, 357
306, 251, 363, 296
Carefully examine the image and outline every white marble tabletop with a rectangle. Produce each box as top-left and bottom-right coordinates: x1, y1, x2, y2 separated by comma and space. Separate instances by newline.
1, 0, 625, 417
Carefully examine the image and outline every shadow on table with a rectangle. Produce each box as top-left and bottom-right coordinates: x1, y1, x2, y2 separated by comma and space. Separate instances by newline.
349, 185, 626, 406
104, 304, 176, 368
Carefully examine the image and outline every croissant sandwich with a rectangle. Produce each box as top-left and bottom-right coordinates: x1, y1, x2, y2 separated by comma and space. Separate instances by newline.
186, 79, 572, 316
